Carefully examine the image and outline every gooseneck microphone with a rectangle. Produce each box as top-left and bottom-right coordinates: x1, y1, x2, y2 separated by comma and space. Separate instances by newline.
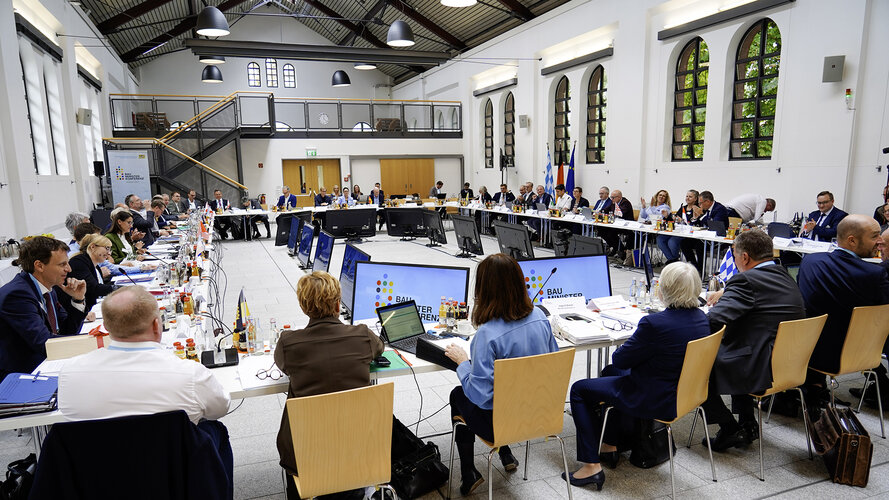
117, 267, 141, 286
530, 267, 558, 305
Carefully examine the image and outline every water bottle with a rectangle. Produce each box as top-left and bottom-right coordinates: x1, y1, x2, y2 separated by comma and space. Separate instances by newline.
269, 317, 278, 351
708, 274, 722, 292
629, 279, 638, 305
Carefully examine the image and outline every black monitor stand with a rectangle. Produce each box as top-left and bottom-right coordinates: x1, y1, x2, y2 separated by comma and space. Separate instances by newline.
456, 236, 474, 258
426, 228, 441, 247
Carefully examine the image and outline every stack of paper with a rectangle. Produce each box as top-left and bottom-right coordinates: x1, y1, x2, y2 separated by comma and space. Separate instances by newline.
0, 373, 58, 418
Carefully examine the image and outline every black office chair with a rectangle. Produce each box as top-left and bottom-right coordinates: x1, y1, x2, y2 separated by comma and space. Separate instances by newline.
767, 222, 795, 238
90, 208, 112, 233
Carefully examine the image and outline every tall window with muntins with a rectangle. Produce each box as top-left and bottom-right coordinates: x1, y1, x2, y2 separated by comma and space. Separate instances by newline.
673, 37, 709, 161
247, 62, 261, 87
265, 58, 278, 88
282, 64, 295, 88
554, 76, 570, 161
585, 66, 606, 163
731, 18, 780, 160
43, 59, 68, 175
483, 98, 493, 168
19, 36, 51, 175
503, 92, 515, 168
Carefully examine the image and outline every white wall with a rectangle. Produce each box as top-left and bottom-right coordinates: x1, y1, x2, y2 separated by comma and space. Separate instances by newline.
392, 0, 889, 219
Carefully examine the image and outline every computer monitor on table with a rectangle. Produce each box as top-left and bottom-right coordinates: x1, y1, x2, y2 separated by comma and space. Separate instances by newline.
296, 223, 314, 268
435, 193, 447, 200
386, 208, 425, 240
568, 234, 606, 256
287, 217, 303, 256
421, 209, 447, 246
312, 230, 335, 273
352, 261, 469, 324
339, 244, 371, 320
516, 254, 612, 305
451, 214, 484, 258
493, 220, 535, 261
324, 207, 376, 241
641, 247, 654, 292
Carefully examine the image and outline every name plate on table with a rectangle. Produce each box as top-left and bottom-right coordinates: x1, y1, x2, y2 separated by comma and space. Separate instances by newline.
613, 220, 629, 227
625, 221, 644, 229
566, 214, 585, 222
494, 206, 509, 213
314, 207, 328, 212
423, 202, 435, 207
695, 230, 717, 238
445, 202, 460, 207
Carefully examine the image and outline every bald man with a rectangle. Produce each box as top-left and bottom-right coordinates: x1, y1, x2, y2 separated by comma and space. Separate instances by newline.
799, 215, 889, 415
601, 189, 636, 259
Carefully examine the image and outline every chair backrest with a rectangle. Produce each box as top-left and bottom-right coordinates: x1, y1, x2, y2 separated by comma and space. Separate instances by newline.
492, 349, 576, 446
837, 304, 889, 374
767, 315, 828, 394
287, 383, 394, 498
673, 327, 725, 419
45, 335, 101, 361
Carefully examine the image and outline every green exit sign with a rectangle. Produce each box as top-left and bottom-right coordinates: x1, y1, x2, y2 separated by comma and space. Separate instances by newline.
306, 148, 317, 157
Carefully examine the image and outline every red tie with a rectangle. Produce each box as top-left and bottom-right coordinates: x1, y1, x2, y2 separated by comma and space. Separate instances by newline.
44, 292, 58, 333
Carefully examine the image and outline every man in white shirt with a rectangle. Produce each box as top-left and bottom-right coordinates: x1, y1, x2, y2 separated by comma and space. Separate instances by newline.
725, 193, 776, 225
59, 286, 230, 424
553, 184, 573, 210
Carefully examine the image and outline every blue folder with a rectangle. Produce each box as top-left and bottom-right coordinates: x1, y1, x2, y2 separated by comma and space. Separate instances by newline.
0, 373, 59, 406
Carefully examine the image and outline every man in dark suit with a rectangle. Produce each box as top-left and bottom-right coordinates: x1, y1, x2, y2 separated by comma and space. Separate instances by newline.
601, 189, 636, 259
208, 189, 236, 240
313, 187, 331, 207
680, 190, 729, 273
459, 182, 474, 200
701, 230, 805, 450
0, 237, 88, 381
799, 215, 889, 413
276, 186, 298, 210
185, 189, 203, 212
125, 194, 157, 247
800, 190, 848, 241
492, 184, 515, 205
592, 186, 613, 212
241, 197, 270, 238
167, 192, 188, 218
571, 187, 590, 211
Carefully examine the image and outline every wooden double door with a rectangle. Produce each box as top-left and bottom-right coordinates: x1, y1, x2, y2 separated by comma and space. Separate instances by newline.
380, 158, 435, 197
282, 159, 341, 194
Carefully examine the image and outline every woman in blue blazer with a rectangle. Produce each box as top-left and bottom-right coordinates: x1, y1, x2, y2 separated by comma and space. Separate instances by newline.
565, 262, 711, 490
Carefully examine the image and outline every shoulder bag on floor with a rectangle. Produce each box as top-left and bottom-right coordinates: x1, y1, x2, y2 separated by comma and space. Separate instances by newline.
390, 417, 449, 499
0, 454, 36, 500
810, 407, 872, 487
629, 419, 676, 469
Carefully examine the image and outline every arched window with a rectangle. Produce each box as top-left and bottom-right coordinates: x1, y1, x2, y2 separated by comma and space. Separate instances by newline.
436, 111, 444, 130
585, 66, 607, 164
274, 121, 292, 131
450, 108, 459, 130
265, 58, 278, 87
353, 122, 373, 131
503, 92, 515, 168
554, 76, 570, 160
282, 64, 296, 88
247, 62, 261, 87
731, 18, 781, 159
673, 37, 709, 161
483, 99, 494, 168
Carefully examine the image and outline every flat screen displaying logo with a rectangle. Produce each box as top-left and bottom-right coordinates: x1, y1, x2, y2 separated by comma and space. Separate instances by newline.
353, 262, 469, 323
373, 274, 395, 308
517, 255, 612, 304
524, 268, 546, 303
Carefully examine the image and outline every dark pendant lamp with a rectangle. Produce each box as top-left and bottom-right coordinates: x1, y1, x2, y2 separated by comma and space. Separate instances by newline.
199, 55, 226, 64
196, 6, 230, 37
331, 70, 351, 87
387, 20, 415, 47
201, 65, 223, 83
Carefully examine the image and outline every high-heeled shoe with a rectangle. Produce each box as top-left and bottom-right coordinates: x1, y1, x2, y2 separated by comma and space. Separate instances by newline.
600, 451, 620, 469
460, 467, 484, 495
561, 469, 605, 490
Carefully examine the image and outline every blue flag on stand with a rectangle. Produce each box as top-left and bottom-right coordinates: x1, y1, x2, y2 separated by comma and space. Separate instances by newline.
717, 248, 738, 282
544, 145, 554, 199
565, 142, 576, 195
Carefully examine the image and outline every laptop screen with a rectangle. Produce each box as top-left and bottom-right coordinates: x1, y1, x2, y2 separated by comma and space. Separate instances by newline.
377, 301, 424, 342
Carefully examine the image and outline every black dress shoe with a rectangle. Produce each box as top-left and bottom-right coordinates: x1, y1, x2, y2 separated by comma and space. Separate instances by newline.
703, 427, 749, 452
499, 448, 519, 472
561, 469, 605, 490
253, 231, 261, 239
600, 451, 620, 469
460, 467, 484, 496
741, 421, 759, 442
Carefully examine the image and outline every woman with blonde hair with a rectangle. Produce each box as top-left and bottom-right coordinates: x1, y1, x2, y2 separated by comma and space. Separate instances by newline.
639, 189, 672, 221
59, 233, 117, 313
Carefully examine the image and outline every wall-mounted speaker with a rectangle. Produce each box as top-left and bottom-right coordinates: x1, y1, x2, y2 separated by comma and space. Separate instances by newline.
822, 55, 845, 83
76, 107, 92, 125
93, 161, 105, 177
518, 114, 530, 128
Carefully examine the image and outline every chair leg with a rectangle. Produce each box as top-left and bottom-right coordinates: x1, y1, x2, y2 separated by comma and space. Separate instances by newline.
765, 394, 776, 424
523, 440, 530, 480
597, 406, 612, 458
666, 424, 676, 499
828, 377, 838, 408
686, 408, 699, 449
796, 387, 813, 460
379, 484, 397, 500
553, 435, 574, 500
699, 406, 718, 482
872, 370, 885, 439
855, 371, 872, 414
756, 398, 765, 481
447, 421, 464, 500
487, 449, 496, 499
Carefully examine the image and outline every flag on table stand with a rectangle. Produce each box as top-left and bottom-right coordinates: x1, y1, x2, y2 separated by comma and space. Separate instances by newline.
544, 145, 554, 199
565, 142, 576, 195
556, 143, 565, 187
717, 248, 738, 282
234, 288, 250, 332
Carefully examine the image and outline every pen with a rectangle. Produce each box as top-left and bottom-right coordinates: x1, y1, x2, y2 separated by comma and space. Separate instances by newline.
32, 371, 40, 382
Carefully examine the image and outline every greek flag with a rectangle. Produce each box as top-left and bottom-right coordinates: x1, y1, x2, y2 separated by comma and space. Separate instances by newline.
544, 145, 554, 199
717, 248, 738, 281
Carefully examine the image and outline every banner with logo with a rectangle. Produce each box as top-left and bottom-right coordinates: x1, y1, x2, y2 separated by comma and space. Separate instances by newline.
108, 150, 151, 205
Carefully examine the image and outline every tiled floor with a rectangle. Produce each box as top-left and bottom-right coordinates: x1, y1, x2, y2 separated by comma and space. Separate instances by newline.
2, 231, 888, 499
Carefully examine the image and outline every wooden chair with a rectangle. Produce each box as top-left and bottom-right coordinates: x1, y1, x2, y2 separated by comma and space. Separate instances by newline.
749, 315, 827, 481
286, 383, 396, 499
810, 304, 889, 438
44, 334, 102, 361
609, 327, 724, 499
447, 349, 576, 499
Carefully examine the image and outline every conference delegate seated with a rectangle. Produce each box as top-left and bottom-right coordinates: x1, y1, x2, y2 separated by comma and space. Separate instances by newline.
680, 190, 728, 272
314, 188, 331, 207
335, 187, 357, 207
58, 234, 117, 314
274, 271, 383, 500
638, 190, 671, 221
277, 186, 299, 210
565, 262, 710, 490
0, 237, 88, 382
105, 210, 145, 265
477, 185, 493, 204
657, 189, 699, 264
444, 253, 559, 495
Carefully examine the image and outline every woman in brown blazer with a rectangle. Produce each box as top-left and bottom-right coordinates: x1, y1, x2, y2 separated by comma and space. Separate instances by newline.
274, 271, 383, 499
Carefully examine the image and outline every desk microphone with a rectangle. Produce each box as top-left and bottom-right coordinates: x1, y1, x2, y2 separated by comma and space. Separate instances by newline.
530, 267, 558, 305
117, 267, 141, 287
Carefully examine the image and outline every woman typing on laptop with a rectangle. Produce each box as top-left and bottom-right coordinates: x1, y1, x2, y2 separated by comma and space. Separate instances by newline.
443, 253, 558, 495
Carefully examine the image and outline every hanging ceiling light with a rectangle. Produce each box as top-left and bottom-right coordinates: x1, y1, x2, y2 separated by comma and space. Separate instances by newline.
354, 62, 377, 70
441, 0, 477, 6
201, 65, 223, 83
331, 70, 351, 87
199, 55, 226, 64
196, 6, 230, 37
387, 20, 415, 47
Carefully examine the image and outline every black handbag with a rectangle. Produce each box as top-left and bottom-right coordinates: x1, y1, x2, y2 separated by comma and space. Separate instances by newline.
0, 454, 36, 500
390, 418, 449, 499
629, 419, 676, 469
